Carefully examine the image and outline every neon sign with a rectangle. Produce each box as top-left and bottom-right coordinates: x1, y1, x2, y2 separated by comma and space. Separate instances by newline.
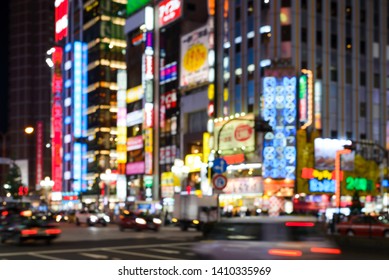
346, 177, 373, 192
262, 76, 297, 179
309, 179, 335, 193
158, 0, 182, 27
55, 0, 68, 42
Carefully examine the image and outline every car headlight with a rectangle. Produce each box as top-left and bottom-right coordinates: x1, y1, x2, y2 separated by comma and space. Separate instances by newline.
153, 218, 162, 224
90, 215, 98, 222
56, 215, 62, 222
135, 218, 147, 225
103, 215, 110, 222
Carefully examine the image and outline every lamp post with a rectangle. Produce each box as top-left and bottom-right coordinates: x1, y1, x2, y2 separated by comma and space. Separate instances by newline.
100, 169, 117, 213
40, 176, 54, 212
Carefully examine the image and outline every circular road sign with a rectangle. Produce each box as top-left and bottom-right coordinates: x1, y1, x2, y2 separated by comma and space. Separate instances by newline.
212, 174, 228, 190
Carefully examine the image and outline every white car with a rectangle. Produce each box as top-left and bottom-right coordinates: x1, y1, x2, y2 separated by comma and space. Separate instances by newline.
193, 216, 342, 260
75, 210, 110, 226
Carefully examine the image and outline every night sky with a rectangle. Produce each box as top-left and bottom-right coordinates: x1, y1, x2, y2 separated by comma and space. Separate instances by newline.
0, 1, 9, 133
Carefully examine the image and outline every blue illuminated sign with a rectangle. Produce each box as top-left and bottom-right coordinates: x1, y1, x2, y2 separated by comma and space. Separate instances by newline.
309, 179, 335, 193
73, 143, 82, 193
262, 76, 297, 179
72, 41, 88, 193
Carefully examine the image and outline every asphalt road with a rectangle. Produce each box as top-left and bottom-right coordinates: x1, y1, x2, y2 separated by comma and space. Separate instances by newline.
0, 222, 388, 260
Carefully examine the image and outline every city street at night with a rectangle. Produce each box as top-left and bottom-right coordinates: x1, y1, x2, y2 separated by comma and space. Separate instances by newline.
0, 222, 388, 260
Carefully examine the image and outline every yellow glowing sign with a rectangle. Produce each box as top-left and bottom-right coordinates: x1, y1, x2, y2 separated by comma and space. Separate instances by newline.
185, 154, 203, 172
183, 44, 207, 72
208, 84, 214, 100
126, 85, 144, 103
203, 133, 210, 163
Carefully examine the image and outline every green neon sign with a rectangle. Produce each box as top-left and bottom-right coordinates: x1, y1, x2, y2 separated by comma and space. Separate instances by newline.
346, 176, 373, 192
126, 0, 151, 16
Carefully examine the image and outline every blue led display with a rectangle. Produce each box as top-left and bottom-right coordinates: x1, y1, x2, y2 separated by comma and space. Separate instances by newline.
262, 76, 297, 179
309, 179, 335, 193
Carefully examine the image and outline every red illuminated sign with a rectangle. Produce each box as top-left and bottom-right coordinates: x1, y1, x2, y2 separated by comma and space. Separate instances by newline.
234, 124, 253, 142
52, 99, 62, 192
36, 121, 43, 186
52, 47, 63, 94
158, 0, 182, 27
55, 0, 68, 42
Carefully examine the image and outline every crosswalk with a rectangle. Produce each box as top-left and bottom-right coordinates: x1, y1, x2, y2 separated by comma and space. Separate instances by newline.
0, 241, 197, 260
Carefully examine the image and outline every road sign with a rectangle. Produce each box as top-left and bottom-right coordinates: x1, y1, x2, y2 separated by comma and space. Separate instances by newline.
213, 157, 227, 174
212, 174, 228, 190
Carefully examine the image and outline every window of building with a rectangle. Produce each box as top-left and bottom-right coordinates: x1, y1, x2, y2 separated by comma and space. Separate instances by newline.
235, 84, 242, 113
316, 0, 322, 13
188, 110, 208, 134
281, 25, 291, 41
331, 34, 337, 49
331, 1, 337, 17
301, 27, 307, 43
360, 102, 366, 117
281, 0, 291, 7
360, 41, 365, 55
346, 68, 352, 84
345, 4, 352, 21
316, 30, 322, 46
331, 130, 338, 138
360, 71, 366, 86
235, 6, 241, 21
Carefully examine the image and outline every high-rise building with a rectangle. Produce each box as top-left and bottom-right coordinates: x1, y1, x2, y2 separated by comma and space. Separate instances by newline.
52, 0, 126, 209
121, 0, 389, 215
7, 0, 54, 192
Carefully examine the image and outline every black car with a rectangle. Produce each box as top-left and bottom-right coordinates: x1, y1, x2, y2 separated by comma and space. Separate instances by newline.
0, 208, 61, 245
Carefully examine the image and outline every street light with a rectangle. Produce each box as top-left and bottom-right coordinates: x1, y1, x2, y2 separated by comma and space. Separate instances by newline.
40, 176, 54, 211
100, 169, 117, 212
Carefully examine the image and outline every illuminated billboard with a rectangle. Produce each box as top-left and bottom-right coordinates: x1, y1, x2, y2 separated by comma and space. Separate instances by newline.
262, 76, 297, 180
180, 24, 210, 88
72, 41, 88, 192
314, 138, 355, 171
158, 0, 182, 27
127, 0, 151, 16
51, 46, 63, 192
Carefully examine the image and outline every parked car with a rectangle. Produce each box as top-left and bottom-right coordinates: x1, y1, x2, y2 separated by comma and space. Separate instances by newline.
0, 208, 61, 245
75, 209, 110, 226
337, 214, 389, 238
118, 210, 161, 232
193, 216, 342, 260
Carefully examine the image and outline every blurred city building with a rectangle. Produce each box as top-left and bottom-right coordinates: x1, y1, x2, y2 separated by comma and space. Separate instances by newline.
5, 0, 54, 195
5, 0, 388, 215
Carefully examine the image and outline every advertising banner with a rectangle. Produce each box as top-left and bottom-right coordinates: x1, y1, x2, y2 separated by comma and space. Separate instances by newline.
213, 113, 255, 154
158, 0, 182, 27
223, 177, 263, 194
180, 24, 210, 88
314, 138, 355, 171
262, 76, 297, 180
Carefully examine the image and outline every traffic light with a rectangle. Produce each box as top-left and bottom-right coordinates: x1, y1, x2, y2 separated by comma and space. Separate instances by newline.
254, 116, 272, 132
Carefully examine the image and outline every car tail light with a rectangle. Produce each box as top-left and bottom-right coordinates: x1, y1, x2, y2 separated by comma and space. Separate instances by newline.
21, 229, 38, 235
268, 249, 302, 257
310, 247, 341, 255
45, 229, 61, 235
285, 222, 315, 227
1, 210, 8, 216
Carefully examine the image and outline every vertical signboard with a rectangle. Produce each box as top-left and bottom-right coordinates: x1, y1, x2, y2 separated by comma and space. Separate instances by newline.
51, 46, 63, 192
36, 121, 44, 186
262, 76, 297, 179
55, 0, 68, 42
72, 41, 88, 193
180, 24, 210, 88
117, 70, 127, 166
